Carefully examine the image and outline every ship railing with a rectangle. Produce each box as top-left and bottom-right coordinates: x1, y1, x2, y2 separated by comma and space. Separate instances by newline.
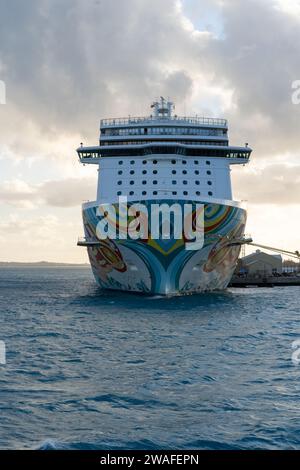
100, 116, 227, 127
100, 140, 228, 147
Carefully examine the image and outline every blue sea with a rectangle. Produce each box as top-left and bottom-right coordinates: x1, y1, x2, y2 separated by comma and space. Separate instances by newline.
0, 267, 300, 450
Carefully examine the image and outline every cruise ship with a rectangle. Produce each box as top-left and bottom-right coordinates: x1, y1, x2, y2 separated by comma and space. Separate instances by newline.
77, 98, 251, 295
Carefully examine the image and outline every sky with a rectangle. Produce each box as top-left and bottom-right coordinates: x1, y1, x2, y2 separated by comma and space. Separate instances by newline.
0, 0, 300, 263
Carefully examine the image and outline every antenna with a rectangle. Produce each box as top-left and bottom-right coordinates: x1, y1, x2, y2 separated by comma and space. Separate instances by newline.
151, 97, 174, 119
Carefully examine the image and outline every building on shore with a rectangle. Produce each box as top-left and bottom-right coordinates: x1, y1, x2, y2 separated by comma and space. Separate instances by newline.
236, 250, 282, 277
282, 259, 300, 274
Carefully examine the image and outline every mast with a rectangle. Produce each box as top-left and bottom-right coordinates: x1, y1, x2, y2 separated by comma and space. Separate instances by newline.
151, 97, 174, 119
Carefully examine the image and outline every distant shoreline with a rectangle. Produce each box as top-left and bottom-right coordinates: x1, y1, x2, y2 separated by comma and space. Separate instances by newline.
0, 262, 90, 268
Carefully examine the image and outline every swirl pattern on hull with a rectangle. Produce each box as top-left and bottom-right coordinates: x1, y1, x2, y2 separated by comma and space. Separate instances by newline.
82, 200, 246, 295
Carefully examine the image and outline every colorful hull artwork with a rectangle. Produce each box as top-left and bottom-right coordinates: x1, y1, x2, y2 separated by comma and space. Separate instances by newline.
82, 200, 246, 295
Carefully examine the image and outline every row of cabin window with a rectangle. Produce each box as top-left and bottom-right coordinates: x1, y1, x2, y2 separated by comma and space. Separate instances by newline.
118, 159, 211, 165
116, 190, 213, 196
117, 180, 213, 186
118, 169, 212, 175
102, 127, 225, 137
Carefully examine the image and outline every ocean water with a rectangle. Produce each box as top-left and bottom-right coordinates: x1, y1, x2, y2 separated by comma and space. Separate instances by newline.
0, 267, 300, 450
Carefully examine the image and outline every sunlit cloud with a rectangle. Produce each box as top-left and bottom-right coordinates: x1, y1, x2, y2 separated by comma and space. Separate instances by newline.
0, 0, 299, 261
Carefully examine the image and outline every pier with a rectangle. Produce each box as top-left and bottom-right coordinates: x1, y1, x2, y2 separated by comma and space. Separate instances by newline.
229, 275, 300, 288
229, 241, 300, 288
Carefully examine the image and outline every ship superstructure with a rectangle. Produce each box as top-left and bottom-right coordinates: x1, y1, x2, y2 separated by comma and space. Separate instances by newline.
77, 98, 251, 295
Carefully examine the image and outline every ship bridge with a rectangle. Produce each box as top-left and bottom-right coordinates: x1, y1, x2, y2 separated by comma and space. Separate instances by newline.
77, 98, 251, 163
76, 98, 251, 203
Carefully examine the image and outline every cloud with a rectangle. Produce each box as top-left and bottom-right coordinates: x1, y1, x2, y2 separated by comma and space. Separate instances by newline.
0, 0, 300, 262
0, 0, 299, 154
0, 177, 96, 208
201, 0, 300, 155
1, 0, 299, 163
232, 163, 300, 204
0, 1, 196, 142
0, 179, 33, 208
0, 212, 86, 262
40, 177, 96, 207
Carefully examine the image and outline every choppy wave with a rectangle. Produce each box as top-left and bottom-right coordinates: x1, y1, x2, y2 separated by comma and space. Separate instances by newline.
0, 267, 300, 450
